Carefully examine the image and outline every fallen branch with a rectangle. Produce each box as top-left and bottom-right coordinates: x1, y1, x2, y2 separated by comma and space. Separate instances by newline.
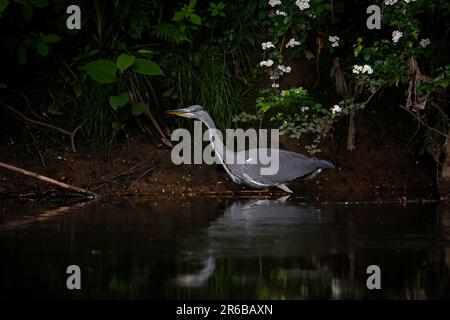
0, 161, 100, 198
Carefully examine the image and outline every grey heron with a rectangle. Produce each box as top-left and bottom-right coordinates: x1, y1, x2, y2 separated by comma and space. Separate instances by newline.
166, 105, 334, 193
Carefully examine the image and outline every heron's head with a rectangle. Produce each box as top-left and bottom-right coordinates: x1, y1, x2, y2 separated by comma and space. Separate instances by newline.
165, 105, 207, 120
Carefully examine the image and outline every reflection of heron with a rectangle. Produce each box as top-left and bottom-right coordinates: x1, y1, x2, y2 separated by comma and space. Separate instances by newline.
174, 198, 336, 287
205, 198, 335, 257
174, 256, 216, 287
166, 105, 334, 193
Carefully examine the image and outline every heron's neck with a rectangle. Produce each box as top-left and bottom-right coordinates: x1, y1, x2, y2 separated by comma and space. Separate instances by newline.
199, 114, 234, 166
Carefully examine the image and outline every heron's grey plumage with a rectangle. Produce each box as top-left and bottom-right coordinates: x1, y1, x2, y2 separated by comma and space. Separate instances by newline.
166, 105, 334, 193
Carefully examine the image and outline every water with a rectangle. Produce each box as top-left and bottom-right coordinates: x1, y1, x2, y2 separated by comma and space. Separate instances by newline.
0, 197, 449, 299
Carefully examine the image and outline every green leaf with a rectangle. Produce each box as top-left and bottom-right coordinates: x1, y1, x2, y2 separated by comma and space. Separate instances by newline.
0, 0, 9, 14
72, 49, 100, 61
137, 49, 152, 55
132, 59, 164, 76
173, 11, 185, 21
84, 59, 117, 84
131, 102, 149, 116
42, 34, 60, 43
17, 45, 27, 65
190, 13, 201, 25
116, 54, 135, 72
109, 91, 129, 111
37, 42, 48, 56
189, 0, 197, 8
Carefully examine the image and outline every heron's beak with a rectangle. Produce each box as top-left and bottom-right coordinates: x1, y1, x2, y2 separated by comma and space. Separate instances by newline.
165, 108, 192, 118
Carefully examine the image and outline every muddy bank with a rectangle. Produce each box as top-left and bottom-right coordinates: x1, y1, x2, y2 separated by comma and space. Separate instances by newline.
0, 126, 435, 203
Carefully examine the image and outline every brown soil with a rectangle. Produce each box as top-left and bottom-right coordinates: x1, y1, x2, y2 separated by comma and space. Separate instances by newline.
0, 103, 436, 202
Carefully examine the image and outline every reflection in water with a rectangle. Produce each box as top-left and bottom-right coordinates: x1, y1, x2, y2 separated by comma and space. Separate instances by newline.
174, 255, 216, 287
175, 197, 335, 287
0, 198, 449, 299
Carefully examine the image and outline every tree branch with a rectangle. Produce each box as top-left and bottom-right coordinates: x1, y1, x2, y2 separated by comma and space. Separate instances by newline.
0, 161, 100, 198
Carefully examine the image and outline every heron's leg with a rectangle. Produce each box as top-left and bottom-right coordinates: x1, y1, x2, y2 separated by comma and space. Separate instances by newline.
277, 184, 294, 193
276, 195, 291, 202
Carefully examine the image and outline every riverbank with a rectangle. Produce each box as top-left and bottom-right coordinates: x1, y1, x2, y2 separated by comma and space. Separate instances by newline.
0, 133, 435, 202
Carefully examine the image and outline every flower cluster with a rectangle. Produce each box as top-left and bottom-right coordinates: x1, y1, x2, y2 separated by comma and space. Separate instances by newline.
385, 0, 416, 4
331, 105, 342, 115
275, 10, 287, 16
328, 35, 340, 48
269, 0, 281, 7
384, 0, 398, 5
261, 41, 275, 50
268, 65, 292, 88
295, 0, 310, 11
260, 59, 274, 67
278, 65, 292, 74
420, 38, 431, 48
392, 30, 403, 43
285, 38, 301, 48
352, 64, 374, 75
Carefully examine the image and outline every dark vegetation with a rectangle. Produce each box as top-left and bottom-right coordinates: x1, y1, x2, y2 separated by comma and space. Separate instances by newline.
0, 0, 448, 200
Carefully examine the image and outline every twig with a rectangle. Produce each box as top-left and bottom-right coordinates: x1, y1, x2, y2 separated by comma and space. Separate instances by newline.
0, 161, 100, 198
400, 104, 449, 139
1, 101, 84, 152
29, 131, 46, 167
128, 167, 155, 190
89, 162, 152, 190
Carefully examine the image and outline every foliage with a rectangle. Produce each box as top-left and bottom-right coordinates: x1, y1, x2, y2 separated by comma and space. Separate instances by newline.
1, 0, 449, 158
255, 87, 332, 152
249, 0, 449, 156
83, 54, 164, 118
154, 0, 267, 131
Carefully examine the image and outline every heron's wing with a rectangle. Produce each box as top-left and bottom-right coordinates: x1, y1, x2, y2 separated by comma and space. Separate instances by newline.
238, 149, 320, 186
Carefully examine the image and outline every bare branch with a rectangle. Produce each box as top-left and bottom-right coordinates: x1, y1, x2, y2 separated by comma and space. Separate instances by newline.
0, 161, 100, 198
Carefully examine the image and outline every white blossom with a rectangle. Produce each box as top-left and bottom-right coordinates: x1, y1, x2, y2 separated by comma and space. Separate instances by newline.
272, 83, 280, 88
269, 0, 281, 7
331, 105, 342, 114
329, 35, 340, 48
362, 64, 373, 75
392, 30, 403, 43
275, 10, 287, 16
278, 65, 292, 74
261, 41, 275, 50
295, 0, 310, 10
260, 59, 274, 67
285, 38, 301, 48
353, 64, 373, 75
384, 0, 398, 5
420, 38, 430, 48
352, 65, 363, 74
403, 0, 416, 3
301, 106, 309, 112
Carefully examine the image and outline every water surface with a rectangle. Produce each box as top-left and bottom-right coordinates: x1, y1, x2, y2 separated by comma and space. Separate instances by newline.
0, 197, 449, 299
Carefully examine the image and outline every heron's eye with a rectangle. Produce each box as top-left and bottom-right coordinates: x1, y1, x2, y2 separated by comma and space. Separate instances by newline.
211, 136, 215, 142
